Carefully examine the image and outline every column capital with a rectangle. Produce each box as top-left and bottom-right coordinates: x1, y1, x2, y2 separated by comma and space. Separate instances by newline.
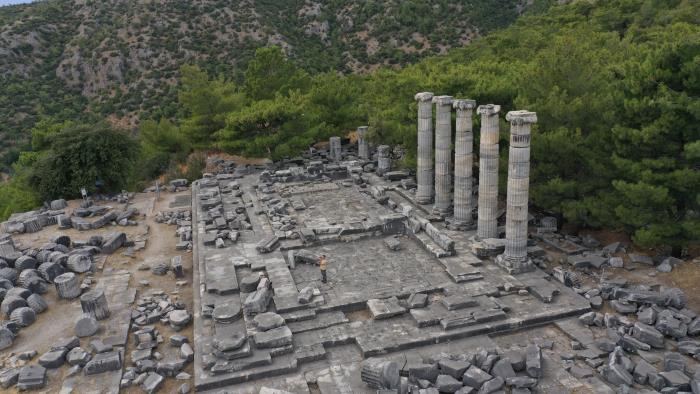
432, 95, 453, 106
477, 104, 501, 116
453, 99, 476, 111
506, 110, 537, 125
414, 92, 434, 102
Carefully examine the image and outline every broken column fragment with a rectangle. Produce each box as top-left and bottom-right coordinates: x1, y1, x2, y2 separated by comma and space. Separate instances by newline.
357, 126, 369, 160
361, 358, 400, 390
80, 288, 110, 320
329, 136, 341, 162
376, 145, 391, 176
54, 272, 81, 299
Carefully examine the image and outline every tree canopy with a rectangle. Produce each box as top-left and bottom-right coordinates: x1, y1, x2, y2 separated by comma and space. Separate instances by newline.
29, 123, 138, 200
1, 0, 698, 251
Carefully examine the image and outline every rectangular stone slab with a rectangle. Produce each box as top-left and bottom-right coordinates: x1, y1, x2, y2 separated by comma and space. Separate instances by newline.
254, 326, 293, 349
441, 295, 479, 311
367, 297, 407, 320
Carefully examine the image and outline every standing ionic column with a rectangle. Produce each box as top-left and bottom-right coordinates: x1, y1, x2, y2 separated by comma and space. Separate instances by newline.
497, 110, 537, 274
452, 99, 477, 228
357, 126, 369, 160
433, 95, 453, 216
476, 104, 501, 239
414, 92, 434, 205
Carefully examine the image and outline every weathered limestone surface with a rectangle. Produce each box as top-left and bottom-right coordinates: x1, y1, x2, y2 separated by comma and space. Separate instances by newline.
433, 95, 453, 216
329, 136, 341, 162
497, 110, 537, 274
376, 145, 391, 176
453, 99, 476, 227
189, 127, 592, 393
415, 92, 434, 205
357, 126, 369, 160
476, 104, 501, 239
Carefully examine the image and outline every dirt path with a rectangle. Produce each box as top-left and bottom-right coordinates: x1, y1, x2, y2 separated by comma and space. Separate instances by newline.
121, 191, 194, 393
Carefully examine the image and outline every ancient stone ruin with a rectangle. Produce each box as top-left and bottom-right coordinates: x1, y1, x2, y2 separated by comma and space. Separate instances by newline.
0, 93, 698, 394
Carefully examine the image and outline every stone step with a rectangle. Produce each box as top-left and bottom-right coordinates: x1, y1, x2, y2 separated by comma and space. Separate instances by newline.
367, 297, 406, 320
440, 308, 507, 330
210, 352, 272, 375
195, 358, 298, 391
294, 343, 326, 364
280, 309, 316, 323
287, 311, 348, 334
414, 232, 451, 258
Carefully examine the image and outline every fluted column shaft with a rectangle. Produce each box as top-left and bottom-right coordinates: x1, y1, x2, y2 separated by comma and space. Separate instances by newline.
433, 95, 453, 215
453, 99, 476, 226
414, 92, 434, 204
503, 110, 537, 262
357, 126, 369, 160
476, 104, 501, 239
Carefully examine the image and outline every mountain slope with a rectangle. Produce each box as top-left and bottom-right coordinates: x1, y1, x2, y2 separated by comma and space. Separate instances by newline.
0, 0, 537, 166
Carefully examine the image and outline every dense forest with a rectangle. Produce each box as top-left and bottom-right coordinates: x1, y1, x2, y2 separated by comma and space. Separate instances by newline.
0, 0, 535, 165
1, 0, 698, 252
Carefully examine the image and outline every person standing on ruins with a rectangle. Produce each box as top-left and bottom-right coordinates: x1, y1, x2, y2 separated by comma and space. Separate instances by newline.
319, 255, 328, 283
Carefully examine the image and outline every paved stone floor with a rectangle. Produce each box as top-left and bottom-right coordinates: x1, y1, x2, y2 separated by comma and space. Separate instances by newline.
291, 236, 448, 310
191, 169, 593, 392
291, 186, 391, 228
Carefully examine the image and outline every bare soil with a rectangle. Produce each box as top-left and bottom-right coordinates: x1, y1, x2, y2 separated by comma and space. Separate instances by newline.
1, 190, 195, 393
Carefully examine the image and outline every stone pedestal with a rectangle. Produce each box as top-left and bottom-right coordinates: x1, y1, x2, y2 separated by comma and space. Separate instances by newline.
414, 92, 434, 204
476, 104, 501, 239
433, 95, 453, 216
377, 145, 391, 176
357, 126, 369, 160
452, 99, 476, 229
329, 137, 341, 162
496, 110, 537, 274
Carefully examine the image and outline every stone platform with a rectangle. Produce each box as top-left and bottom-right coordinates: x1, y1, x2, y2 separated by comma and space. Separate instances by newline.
191, 170, 591, 392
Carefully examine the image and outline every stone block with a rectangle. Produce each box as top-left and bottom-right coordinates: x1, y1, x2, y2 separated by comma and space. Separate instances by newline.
490, 358, 515, 379
408, 363, 439, 383
441, 295, 478, 311
141, 372, 164, 393
84, 351, 122, 375
478, 376, 504, 393
253, 326, 292, 348
435, 374, 462, 393
253, 312, 285, 332
367, 297, 406, 320
0, 368, 19, 388
462, 365, 492, 388
438, 359, 470, 379
632, 322, 665, 349
660, 370, 691, 390
101, 232, 126, 254
525, 345, 542, 378
17, 365, 45, 390
407, 293, 428, 308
